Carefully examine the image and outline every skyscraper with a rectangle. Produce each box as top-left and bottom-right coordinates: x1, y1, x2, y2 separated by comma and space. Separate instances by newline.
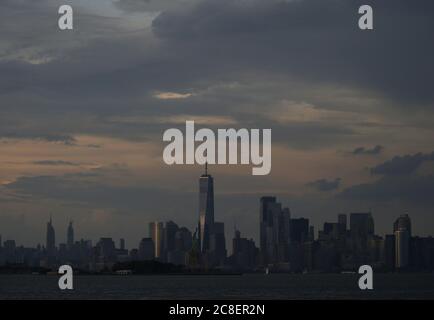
175, 227, 193, 252
138, 238, 155, 261
290, 218, 309, 243
395, 229, 410, 269
394, 214, 412, 237
198, 164, 214, 253
350, 213, 374, 237
384, 234, 396, 270
349, 212, 375, 265
96, 237, 116, 262
67, 221, 74, 249
149, 222, 164, 259
338, 213, 347, 235
168, 226, 192, 266
163, 221, 179, 256
259, 197, 293, 265
394, 214, 411, 269
259, 196, 277, 263
210, 222, 227, 265
278, 208, 291, 262
309, 226, 315, 241
231, 229, 258, 270
46, 216, 56, 255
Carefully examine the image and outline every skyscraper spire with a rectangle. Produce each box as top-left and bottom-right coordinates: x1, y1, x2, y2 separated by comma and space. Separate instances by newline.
46, 215, 56, 255
198, 162, 214, 253
67, 220, 74, 248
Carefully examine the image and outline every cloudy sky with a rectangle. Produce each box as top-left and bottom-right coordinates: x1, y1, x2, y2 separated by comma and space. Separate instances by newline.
0, 0, 433, 249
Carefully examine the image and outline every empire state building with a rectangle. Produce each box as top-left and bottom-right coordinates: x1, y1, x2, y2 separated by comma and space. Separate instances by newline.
46, 216, 56, 256
198, 163, 214, 253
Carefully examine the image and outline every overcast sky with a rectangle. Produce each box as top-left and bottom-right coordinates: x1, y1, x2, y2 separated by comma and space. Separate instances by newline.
0, 0, 433, 249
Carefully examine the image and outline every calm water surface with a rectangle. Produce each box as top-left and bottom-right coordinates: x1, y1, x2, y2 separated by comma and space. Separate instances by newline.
1, 273, 434, 299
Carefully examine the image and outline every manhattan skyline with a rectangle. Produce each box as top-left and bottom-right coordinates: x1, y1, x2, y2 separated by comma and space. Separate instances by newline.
1, 162, 434, 249
1, 167, 431, 262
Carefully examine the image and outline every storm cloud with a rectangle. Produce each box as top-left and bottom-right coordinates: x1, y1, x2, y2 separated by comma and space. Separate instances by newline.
339, 174, 434, 206
307, 178, 341, 192
352, 145, 384, 155
371, 152, 434, 176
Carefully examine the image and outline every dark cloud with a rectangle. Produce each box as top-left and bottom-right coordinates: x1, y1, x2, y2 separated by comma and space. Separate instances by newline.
0, 0, 433, 148
371, 151, 434, 176
339, 174, 434, 206
39, 134, 77, 145
86, 144, 102, 149
32, 160, 82, 166
152, 0, 434, 105
352, 145, 383, 155
307, 178, 341, 192
341, 150, 434, 205
0, 133, 77, 145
